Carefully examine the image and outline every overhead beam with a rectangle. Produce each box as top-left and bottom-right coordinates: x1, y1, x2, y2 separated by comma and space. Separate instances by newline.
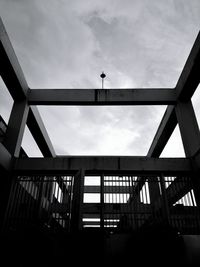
27, 106, 55, 157
0, 17, 28, 99
27, 88, 176, 105
147, 106, 177, 157
14, 156, 192, 174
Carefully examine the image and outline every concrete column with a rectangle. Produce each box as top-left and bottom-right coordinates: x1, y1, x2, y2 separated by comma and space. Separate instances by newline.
148, 176, 161, 204
71, 169, 85, 232
176, 100, 200, 206
175, 100, 200, 157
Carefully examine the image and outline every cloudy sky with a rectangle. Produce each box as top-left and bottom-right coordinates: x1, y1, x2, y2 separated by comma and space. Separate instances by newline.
0, 0, 200, 157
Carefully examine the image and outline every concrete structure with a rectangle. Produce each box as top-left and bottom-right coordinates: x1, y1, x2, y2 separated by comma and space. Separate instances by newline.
0, 17, 200, 266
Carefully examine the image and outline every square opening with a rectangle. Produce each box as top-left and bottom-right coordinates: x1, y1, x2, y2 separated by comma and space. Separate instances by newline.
37, 105, 167, 155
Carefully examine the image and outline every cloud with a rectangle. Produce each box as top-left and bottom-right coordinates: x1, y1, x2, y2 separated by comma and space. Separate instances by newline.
37, 105, 167, 156
0, 0, 199, 156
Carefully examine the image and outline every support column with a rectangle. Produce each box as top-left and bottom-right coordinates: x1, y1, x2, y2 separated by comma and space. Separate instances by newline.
148, 176, 161, 204
71, 169, 84, 232
3, 99, 29, 157
175, 100, 200, 206
148, 176, 161, 222
175, 100, 200, 157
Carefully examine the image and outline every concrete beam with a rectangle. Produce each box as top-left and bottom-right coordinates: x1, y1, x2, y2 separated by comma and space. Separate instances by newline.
71, 169, 84, 231
27, 88, 176, 105
83, 203, 151, 214
14, 156, 192, 174
84, 185, 132, 194
147, 106, 177, 157
0, 17, 28, 100
27, 106, 55, 157
166, 175, 192, 205
176, 31, 200, 100
2, 100, 29, 157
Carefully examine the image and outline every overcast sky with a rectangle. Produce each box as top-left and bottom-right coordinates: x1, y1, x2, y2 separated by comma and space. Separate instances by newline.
0, 0, 200, 157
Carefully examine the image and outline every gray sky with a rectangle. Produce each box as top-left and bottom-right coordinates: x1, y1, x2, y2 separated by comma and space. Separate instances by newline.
0, 0, 200, 157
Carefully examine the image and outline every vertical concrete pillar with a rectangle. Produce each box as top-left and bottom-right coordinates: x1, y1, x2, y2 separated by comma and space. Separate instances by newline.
175, 100, 200, 206
71, 169, 85, 232
175, 100, 200, 157
148, 176, 161, 204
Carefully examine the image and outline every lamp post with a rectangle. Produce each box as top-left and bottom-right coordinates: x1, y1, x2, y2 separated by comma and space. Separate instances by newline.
100, 72, 106, 89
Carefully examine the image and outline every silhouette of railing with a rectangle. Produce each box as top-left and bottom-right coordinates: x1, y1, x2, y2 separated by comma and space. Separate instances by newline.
3, 173, 200, 234
4, 175, 74, 233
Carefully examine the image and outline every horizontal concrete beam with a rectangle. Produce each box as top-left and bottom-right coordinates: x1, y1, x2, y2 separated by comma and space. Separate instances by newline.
14, 156, 192, 174
84, 185, 133, 194
83, 203, 151, 214
27, 88, 176, 105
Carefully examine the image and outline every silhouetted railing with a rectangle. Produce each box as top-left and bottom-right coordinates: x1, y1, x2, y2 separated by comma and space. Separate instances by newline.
3, 173, 200, 234
4, 175, 74, 233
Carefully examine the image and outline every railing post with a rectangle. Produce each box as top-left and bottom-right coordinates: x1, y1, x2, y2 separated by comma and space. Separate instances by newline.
100, 173, 104, 229
148, 176, 161, 203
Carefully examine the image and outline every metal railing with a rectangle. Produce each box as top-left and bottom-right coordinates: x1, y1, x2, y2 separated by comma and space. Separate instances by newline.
3, 173, 200, 235
4, 175, 74, 233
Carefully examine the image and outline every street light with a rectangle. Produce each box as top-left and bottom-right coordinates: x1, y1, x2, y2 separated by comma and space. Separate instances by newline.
100, 72, 106, 89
